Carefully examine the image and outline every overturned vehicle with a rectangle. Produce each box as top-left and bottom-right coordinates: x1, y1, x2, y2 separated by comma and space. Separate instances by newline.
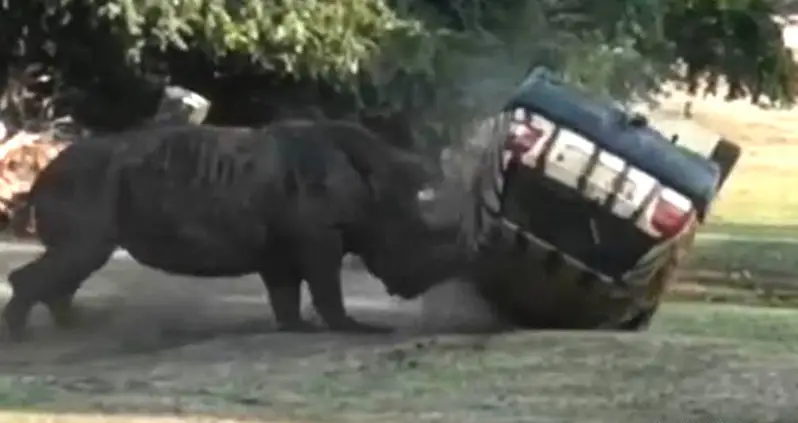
448, 68, 741, 331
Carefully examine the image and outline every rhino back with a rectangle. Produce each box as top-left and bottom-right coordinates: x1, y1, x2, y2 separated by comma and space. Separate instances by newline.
24, 136, 120, 246
116, 124, 380, 255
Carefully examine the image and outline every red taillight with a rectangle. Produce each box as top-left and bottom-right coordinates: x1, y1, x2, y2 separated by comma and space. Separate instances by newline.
504, 108, 555, 157
505, 122, 543, 155
649, 188, 693, 238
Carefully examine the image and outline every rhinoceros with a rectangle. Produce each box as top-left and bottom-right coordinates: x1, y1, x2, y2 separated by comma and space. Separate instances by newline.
1, 119, 464, 340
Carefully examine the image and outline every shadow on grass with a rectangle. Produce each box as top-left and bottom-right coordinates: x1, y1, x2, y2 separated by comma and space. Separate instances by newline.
690, 223, 798, 279
701, 221, 798, 240
681, 228, 798, 305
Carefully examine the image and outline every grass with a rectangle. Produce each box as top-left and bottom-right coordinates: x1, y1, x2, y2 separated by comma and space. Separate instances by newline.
651, 302, 798, 348
645, 100, 798, 299
701, 222, 798, 240
687, 236, 798, 277
707, 147, 798, 226
669, 104, 798, 227
647, 97, 798, 227
0, 415, 263, 423
664, 234, 798, 307
1, 303, 798, 423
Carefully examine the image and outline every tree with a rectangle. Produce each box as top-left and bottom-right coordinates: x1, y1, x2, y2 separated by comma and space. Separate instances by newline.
666, 0, 797, 106
0, 0, 795, 153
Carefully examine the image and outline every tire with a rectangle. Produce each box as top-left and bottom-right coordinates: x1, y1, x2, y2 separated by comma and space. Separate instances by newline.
617, 220, 699, 331
709, 138, 741, 191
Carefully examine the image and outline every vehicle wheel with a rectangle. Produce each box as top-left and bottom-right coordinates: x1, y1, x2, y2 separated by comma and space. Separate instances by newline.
709, 138, 741, 191
618, 220, 699, 331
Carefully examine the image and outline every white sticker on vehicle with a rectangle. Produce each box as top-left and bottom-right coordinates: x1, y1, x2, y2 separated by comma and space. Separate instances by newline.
583, 150, 625, 203
516, 126, 659, 220
521, 127, 593, 182
616, 168, 657, 218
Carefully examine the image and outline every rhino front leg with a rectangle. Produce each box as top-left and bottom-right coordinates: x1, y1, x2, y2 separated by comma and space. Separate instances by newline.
259, 262, 318, 332
297, 227, 390, 334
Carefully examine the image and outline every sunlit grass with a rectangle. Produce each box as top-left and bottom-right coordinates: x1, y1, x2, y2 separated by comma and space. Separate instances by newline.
690, 109, 798, 227
708, 145, 798, 227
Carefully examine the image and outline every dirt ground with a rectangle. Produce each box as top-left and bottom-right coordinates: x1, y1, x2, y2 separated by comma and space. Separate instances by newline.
0, 244, 442, 365
0, 242, 798, 423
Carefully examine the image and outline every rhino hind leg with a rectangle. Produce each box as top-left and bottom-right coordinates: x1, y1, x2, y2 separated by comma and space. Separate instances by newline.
1, 243, 114, 341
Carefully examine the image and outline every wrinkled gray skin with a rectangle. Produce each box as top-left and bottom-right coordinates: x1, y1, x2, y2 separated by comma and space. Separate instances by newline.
1, 120, 465, 341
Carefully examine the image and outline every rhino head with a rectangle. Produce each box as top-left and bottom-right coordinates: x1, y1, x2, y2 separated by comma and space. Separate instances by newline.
350, 149, 470, 299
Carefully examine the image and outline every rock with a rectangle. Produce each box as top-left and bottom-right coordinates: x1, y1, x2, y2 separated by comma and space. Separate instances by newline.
152, 86, 210, 125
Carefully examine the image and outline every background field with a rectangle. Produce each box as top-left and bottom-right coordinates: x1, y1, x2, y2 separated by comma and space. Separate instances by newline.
648, 95, 798, 306
1, 95, 797, 423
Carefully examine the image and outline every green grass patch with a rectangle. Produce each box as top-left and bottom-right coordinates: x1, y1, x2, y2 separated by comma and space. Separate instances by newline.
708, 160, 798, 226
0, 377, 57, 407
688, 236, 798, 276
652, 302, 798, 349
701, 222, 798, 240
1, 303, 798, 423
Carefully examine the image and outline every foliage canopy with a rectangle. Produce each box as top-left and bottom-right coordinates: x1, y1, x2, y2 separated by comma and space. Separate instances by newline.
0, 0, 796, 150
